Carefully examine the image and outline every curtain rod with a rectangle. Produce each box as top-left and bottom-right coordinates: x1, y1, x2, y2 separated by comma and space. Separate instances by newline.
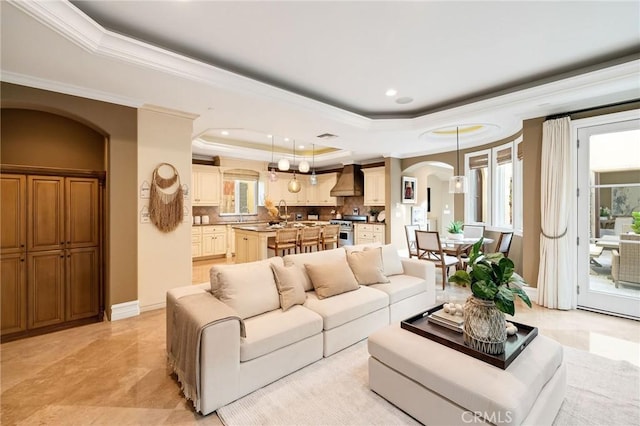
545, 98, 639, 121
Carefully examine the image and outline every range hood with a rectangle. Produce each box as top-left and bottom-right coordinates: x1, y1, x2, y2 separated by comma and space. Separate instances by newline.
330, 164, 364, 197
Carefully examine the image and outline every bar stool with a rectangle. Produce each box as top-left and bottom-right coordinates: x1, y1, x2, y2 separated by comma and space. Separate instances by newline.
297, 226, 321, 253
320, 224, 340, 250
267, 228, 298, 256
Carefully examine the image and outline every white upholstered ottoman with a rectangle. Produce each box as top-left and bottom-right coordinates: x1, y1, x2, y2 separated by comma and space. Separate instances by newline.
368, 324, 566, 425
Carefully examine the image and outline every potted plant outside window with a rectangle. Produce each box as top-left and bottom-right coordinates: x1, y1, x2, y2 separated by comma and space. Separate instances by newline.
631, 211, 640, 234
448, 239, 531, 355
599, 206, 611, 220
447, 220, 464, 240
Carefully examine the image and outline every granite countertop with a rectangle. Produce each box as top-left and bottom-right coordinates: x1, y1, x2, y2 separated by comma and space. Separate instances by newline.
192, 221, 267, 227
232, 221, 332, 232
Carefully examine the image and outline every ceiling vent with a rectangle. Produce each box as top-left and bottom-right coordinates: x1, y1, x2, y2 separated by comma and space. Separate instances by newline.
317, 133, 338, 139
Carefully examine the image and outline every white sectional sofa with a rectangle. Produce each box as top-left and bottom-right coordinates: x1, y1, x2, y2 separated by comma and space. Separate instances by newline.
166, 243, 436, 415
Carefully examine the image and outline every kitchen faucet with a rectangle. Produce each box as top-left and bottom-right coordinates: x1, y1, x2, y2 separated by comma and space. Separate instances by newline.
239, 206, 250, 222
278, 199, 288, 222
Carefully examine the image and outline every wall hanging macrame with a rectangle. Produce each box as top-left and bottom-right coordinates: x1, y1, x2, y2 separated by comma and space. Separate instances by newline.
149, 163, 184, 233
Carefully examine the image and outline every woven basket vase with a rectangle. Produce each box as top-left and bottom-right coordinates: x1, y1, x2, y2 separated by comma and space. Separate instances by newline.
463, 296, 507, 355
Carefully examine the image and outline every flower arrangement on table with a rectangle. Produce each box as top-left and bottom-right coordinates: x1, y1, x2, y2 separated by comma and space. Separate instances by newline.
599, 206, 611, 219
263, 197, 279, 220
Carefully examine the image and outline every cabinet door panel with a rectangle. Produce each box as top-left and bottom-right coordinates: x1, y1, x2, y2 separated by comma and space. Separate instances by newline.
66, 178, 99, 248
66, 247, 99, 320
28, 176, 65, 251
28, 250, 65, 329
1, 174, 26, 254
1, 252, 27, 335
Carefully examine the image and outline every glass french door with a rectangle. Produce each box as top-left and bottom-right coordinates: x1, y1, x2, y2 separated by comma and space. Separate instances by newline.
576, 111, 640, 319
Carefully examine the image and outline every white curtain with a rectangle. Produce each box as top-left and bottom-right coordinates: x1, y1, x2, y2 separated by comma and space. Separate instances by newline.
537, 116, 574, 309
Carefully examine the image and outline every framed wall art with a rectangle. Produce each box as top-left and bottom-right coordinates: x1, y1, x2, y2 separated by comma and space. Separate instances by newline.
402, 176, 417, 204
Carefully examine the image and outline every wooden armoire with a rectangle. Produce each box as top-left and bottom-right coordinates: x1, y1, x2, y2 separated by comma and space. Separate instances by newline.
1, 172, 103, 341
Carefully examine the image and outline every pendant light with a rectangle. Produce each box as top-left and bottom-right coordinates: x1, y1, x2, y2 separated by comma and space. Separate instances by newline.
288, 140, 301, 193
277, 137, 290, 171
268, 135, 278, 182
310, 143, 318, 185
449, 126, 468, 193
298, 144, 310, 173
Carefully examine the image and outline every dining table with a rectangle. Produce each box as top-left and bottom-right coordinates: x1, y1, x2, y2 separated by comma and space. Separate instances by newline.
441, 236, 494, 269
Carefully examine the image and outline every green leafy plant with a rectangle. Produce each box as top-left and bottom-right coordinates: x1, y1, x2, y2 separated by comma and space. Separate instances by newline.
631, 211, 640, 234
599, 206, 611, 217
447, 220, 463, 234
368, 208, 380, 216
448, 239, 531, 316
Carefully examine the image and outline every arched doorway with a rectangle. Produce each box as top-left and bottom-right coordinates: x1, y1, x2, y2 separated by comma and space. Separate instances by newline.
1, 108, 107, 341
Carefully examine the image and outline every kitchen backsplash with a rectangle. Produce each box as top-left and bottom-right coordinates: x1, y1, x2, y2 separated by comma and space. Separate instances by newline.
192, 196, 370, 224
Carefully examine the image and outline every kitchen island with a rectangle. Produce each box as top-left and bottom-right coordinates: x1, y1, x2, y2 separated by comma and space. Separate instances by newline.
233, 222, 330, 263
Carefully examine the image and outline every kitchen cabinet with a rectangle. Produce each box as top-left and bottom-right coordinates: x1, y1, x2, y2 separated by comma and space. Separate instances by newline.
234, 229, 261, 263
1, 174, 101, 338
268, 172, 342, 207
192, 165, 220, 206
266, 172, 304, 207
354, 223, 385, 245
192, 225, 227, 258
191, 227, 202, 257
302, 172, 342, 206
227, 225, 236, 256
362, 167, 386, 206
202, 225, 227, 256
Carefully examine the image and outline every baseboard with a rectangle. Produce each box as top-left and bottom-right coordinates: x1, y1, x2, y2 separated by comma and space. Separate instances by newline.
140, 301, 166, 312
110, 300, 140, 321
523, 286, 538, 302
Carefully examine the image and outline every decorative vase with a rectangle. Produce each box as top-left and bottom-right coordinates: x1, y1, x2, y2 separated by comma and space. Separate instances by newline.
463, 296, 507, 355
448, 232, 463, 241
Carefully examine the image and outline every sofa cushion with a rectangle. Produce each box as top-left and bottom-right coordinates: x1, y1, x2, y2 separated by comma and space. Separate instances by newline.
271, 263, 307, 311
305, 259, 360, 299
304, 285, 389, 330
284, 248, 346, 292
344, 242, 382, 254
369, 274, 427, 304
347, 247, 389, 285
378, 244, 405, 276
240, 305, 323, 362
216, 259, 282, 319
210, 257, 283, 298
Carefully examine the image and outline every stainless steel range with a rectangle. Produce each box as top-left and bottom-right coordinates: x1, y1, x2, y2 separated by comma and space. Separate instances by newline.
330, 215, 367, 247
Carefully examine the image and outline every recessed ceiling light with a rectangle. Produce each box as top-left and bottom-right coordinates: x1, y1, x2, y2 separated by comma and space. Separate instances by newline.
284, 137, 289, 142
385, 89, 397, 97
396, 97, 413, 104
299, 145, 305, 149
267, 134, 272, 138
221, 130, 229, 136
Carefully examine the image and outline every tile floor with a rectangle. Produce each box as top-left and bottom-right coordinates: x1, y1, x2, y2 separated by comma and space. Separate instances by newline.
1, 257, 638, 425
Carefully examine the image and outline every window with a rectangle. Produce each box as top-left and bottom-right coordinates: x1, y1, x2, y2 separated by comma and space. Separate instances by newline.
220, 169, 259, 215
466, 149, 490, 224
464, 137, 522, 231
492, 143, 513, 228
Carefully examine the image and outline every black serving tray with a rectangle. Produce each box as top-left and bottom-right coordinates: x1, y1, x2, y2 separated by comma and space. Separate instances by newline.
401, 304, 538, 369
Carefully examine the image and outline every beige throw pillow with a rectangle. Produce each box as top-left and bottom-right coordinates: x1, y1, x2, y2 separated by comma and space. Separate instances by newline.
365, 244, 405, 276
304, 260, 359, 299
271, 264, 307, 311
216, 260, 281, 319
347, 247, 390, 285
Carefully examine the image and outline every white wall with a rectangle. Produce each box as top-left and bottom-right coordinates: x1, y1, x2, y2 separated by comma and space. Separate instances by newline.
138, 106, 196, 310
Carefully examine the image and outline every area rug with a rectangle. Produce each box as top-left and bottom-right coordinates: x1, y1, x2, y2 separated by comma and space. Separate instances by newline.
217, 341, 640, 426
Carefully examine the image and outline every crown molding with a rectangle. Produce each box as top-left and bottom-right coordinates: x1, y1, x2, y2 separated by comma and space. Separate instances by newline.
8, 0, 372, 130
0, 70, 144, 108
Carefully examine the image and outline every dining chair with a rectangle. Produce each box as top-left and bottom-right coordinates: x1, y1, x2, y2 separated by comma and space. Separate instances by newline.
415, 230, 459, 289
495, 231, 514, 257
458, 224, 486, 265
297, 226, 322, 253
267, 228, 299, 256
405, 225, 422, 258
463, 224, 485, 239
320, 224, 340, 250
